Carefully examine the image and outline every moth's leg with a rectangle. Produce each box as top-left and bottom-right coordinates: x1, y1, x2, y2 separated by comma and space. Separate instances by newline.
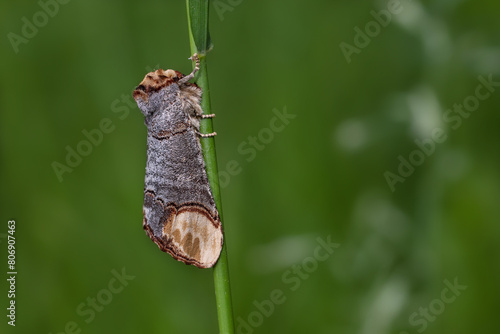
178, 53, 200, 85
196, 130, 217, 137
192, 106, 214, 118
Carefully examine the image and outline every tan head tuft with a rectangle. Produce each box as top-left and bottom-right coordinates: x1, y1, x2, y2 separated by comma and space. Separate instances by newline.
133, 69, 184, 101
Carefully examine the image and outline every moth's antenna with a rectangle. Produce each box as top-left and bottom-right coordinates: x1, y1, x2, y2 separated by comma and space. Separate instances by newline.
178, 53, 200, 85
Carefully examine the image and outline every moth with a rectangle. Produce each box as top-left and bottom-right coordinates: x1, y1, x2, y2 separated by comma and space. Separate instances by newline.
133, 54, 222, 268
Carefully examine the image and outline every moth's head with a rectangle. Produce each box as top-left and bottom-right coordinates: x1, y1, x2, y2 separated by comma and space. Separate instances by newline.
133, 69, 183, 117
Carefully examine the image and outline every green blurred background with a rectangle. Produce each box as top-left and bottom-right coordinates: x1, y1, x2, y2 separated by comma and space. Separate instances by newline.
1, 0, 499, 333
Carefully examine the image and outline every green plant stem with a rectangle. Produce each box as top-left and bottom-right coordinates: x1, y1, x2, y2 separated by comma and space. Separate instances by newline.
186, 2, 235, 333
197, 54, 235, 334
